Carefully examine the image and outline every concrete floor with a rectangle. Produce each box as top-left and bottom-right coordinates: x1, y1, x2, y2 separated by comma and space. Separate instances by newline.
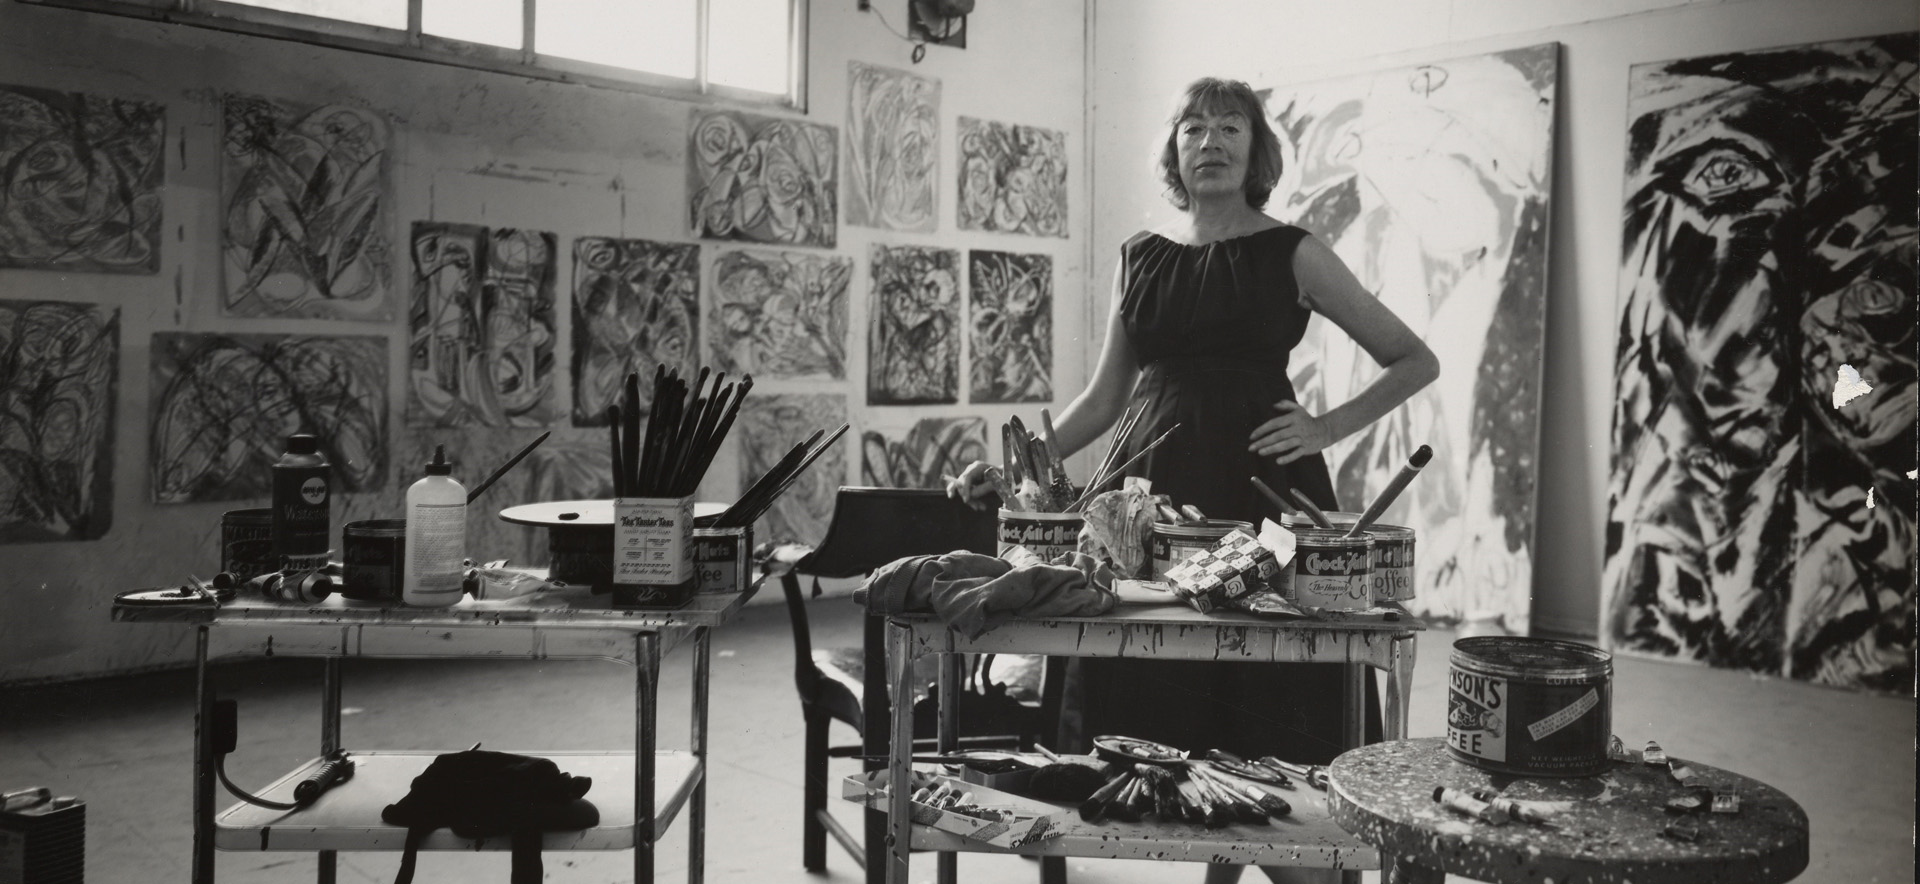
1, 595, 1912, 883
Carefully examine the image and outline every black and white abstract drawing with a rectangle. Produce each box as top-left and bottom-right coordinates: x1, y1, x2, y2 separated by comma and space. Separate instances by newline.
867, 244, 960, 406
0, 300, 119, 542
708, 248, 849, 380
571, 236, 700, 425
738, 393, 846, 547
0, 85, 164, 273
956, 117, 1067, 238
408, 222, 558, 427
968, 250, 1052, 403
846, 61, 938, 233
861, 416, 989, 490
688, 108, 837, 248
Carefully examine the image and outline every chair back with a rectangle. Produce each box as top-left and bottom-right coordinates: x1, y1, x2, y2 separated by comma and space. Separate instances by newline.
799, 487, 998, 578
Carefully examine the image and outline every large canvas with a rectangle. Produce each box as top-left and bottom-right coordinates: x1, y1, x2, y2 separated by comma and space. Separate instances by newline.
708, 248, 850, 380
688, 108, 837, 248
0, 85, 164, 273
968, 250, 1052, 403
0, 300, 119, 542
867, 244, 960, 405
1605, 34, 1918, 693
1265, 43, 1559, 631
956, 117, 1067, 237
407, 222, 558, 427
149, 333, 388, 503
738, 393, 847, 546
845, 62, 938, 232
571, 237, 700, 425
861, 416, 989, 489
221, 94, 392, 320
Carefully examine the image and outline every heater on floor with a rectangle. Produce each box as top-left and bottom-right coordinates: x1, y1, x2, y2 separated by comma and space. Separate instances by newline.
1, 787, 84, 884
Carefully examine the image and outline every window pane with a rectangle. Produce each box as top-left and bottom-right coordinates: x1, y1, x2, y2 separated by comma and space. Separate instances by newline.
708, 0, 791, 94
223, 0, 405, 29
424, 0, 522, 49
537, 0, 695, 79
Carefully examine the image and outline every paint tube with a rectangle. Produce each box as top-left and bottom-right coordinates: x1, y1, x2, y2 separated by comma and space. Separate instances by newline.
1432, 786, 1508, 825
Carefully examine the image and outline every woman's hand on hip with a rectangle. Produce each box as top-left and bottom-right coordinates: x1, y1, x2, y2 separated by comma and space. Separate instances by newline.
1248, 401, 1334, 465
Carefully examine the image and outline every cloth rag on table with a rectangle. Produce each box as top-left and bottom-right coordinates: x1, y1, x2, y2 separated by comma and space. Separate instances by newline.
863, 550, 1116, 638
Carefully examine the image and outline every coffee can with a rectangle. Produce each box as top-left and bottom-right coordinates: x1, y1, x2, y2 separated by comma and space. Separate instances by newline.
220, 508, 277, 583
1447, 637, 1613, 777
341, 519, 406, 603
1290, 528, 1372, 610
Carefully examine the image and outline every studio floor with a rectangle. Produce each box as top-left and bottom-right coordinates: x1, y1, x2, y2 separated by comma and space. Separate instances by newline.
2, 594, 1912, 884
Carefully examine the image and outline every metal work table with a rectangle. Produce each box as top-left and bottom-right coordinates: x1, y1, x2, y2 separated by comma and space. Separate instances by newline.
877, 600, 1424, 884
113, 582, 758, 884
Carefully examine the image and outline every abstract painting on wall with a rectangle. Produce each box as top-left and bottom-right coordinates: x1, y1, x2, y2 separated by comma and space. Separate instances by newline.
861, 416, 988, 489
0, 85, 164, 273
1604, 33, 1917, 694
708, 248, 850, 380
956, 117, 1067, 238
1265, 42, 1559, 632
845, 61, 938, 232
738, 393, 846, 546
867, 244, 960, 405
0, 300, 118, 542
407, 222, 558, 428
221, 94, 392, 320
571, 237, 700, 425
968, 250, 1052, 403
688, 108, 837, 248
149, 333, 388, 503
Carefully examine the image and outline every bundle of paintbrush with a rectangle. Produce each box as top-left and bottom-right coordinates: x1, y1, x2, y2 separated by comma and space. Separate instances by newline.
702, 422, 849, 529
1064, 401, 1178, 512
991, 406, 1180, 514
608, 366, 750, 498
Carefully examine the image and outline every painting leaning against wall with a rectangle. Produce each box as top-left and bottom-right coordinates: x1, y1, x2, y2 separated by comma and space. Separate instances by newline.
845, 61, 938, 233
1605, 33, 1918, 694
738, 393, 847, 547
707, 248, 850, 380
571, 236, 700, 425
0, 84, 164, 273
220, 94, 392, 321
861, 416, 989, 490
868, 243, 960, 406
968, 249, 1052, 404
688, 107, 837, 248
0, 300, 119, 542
1265, 43, 1559, 633
407, 222, 559, 428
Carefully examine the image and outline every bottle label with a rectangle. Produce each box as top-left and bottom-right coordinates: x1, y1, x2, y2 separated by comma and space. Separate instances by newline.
273, 466, 330, 561
615, 496, 693, 585
408, 502, 466, 596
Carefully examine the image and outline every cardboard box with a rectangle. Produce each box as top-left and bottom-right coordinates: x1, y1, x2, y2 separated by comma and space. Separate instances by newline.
841, 769, 1062, 849
613, 496, 694, 608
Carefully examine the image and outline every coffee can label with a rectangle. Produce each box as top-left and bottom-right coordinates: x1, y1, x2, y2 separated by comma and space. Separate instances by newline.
1446, 667, 1508, 763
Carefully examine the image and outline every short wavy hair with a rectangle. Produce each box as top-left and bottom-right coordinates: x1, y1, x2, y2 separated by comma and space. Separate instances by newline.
1157, 78, 1284, 211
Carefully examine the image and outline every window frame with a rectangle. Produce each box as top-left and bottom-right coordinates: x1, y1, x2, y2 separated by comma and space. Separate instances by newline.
18, 0, 810, 112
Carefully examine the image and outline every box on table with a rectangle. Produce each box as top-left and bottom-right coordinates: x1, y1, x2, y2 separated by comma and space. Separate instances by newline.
1161, 520, 1305, 617
692, 525, 752, 594
613, 496, 695, 608
842, 769, 1062, 849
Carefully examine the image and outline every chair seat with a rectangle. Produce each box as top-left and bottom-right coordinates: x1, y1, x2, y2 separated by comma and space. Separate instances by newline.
811, 648, 1047, 736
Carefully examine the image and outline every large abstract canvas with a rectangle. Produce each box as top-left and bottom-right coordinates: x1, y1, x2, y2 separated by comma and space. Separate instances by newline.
738, 393, 846, 546
956, 117, 1067, 237
867, 244, 960, 405
708, 248, 850, 380
1605, 34, 1917, 693
0, 300, 119, 542
221, 94, 392, 320
1265, 43, 1559, 631
688, 108, 837, 248
968, 250, 1052, 403
0, 85, 164, 273
149, 333, 388, 503
845, 62, 938, 232
571, 237, 700, 425
407, 222, 559, 427
861, 416, 989, 489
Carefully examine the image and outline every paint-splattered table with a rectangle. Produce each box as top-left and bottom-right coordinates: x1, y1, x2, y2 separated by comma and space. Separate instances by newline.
1326, 737, 1810, 884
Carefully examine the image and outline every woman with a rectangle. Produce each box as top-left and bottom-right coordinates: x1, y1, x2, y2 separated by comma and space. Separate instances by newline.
949, 76, 1437, 874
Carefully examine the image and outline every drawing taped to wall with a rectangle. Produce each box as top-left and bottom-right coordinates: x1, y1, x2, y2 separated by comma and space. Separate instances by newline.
1265, 43, 1560, 632
738, 393, 846, 546
0, 300, 118, 543
708, 248, 849, 380
0, 85, 164, 273
688, 107, 837, 248
867, 244, 960, 405
571, 236, 700, 425
846, 61, 938, 232
1605, 33, 1918, 694
407, 222, 558, 427
149, 333, 388, 503
968, 250, 1052, 403
861, 417, 989, 489
221, 94, 391, 320
956, 116, 1067, 238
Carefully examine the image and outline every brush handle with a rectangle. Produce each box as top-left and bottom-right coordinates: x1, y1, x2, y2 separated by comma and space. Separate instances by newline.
1347, 443, 1433, 536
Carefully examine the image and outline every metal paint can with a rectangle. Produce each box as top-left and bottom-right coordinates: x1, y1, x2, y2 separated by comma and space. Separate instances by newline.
549, 524, 614, 592
220, 508, 277, 583
342, 519, 406, 603
1364, 524, 1416, 602
1290, 528, 1371, 610
1149, 519, 1254, 580
1447, 637, 1613, 777
997, 510, 1084, 562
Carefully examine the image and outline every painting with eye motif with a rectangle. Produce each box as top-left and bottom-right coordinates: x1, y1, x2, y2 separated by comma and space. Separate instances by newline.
0, 85, 164, 273
860, 417, 989, 490
846, 62, 938, 233
708, 248, 850, 380
1604, 34, 1918, 694
571, 237, 700, 425
738, 393, 847, 546
868, 244, 960, 405
688, 108, 837, 248
956, 117, 1067, 238
0, 300, 119, 542
968, 250, 1052, 403
407, 222, 558, 427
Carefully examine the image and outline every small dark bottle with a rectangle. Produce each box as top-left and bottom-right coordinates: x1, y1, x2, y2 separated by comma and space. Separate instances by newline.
272, 434, 331, 570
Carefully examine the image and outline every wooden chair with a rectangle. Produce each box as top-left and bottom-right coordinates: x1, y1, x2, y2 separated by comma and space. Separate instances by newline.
770, 486, 1064, 882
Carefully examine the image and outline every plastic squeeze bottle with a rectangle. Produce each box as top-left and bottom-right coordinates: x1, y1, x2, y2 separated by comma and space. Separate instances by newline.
403, 445, 466, 607
272, 433, 331, 570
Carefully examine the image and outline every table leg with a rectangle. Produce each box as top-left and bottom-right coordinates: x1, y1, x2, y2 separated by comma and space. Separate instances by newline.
1384, 855, 1446, 884
1384, 635, 1416, 741
1343, 662, 1365, 749
886, 620, 915, 884
936, 654, 959, 884
689, 627, 710, 884
635, 631, 660, 884
192, 625, 213, 884
317, 657, 342, 884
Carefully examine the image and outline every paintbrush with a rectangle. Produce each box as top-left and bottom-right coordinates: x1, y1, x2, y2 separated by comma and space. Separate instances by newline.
609, 406, 625, 497
1346, 443, 1433, 536
1282, 486, 1335, 530
467, 431, 551, 504
1249, 476, 1291, 519
1070, 423, 1180, 511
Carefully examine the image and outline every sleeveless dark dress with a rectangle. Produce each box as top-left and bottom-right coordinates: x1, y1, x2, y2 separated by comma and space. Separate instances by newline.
1075, 224, 1382, 763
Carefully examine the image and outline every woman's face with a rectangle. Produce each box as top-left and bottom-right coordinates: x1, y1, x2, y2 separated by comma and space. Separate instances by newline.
1176, 109, 1251, 201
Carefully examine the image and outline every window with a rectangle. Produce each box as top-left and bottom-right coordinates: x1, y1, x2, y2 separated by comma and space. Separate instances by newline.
20, 0, 808, 109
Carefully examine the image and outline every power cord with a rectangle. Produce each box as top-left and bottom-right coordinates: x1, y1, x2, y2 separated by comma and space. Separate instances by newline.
866, 3, 930, 64
213, 699, 356, 811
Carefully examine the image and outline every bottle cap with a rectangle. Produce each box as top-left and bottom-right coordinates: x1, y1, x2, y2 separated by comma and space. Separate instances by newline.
288, 434, 318, 455
426, 444, 452, 476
